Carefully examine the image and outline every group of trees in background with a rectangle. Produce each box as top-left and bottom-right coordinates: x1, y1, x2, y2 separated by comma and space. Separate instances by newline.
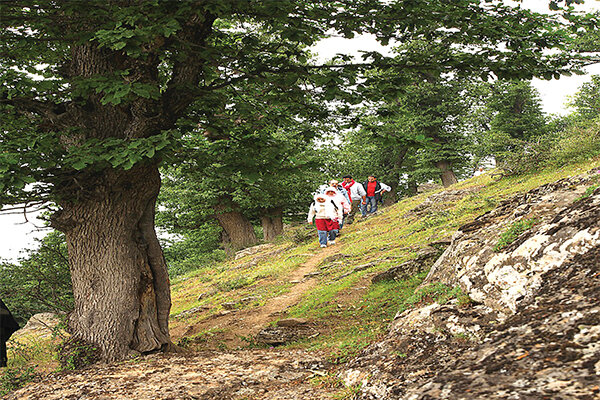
0, 0, 598, 362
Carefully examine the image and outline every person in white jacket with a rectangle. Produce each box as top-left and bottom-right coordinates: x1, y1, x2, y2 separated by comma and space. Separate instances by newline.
307, 191, 343, 248
324, 184, 350, 229
341, 175, 366, 224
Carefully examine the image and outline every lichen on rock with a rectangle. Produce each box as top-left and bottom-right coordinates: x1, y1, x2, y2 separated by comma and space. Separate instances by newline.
340, 171, 600, 399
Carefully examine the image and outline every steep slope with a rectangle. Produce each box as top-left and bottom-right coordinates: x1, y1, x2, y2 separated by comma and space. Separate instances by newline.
6, 160, 600, 399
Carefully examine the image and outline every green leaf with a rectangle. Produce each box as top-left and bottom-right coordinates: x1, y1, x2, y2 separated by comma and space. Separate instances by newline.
72, 160, 87, 170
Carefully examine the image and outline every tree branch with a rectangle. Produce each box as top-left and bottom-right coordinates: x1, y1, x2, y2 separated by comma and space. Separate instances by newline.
162, 12, 216, 119
0, 95, 66, 122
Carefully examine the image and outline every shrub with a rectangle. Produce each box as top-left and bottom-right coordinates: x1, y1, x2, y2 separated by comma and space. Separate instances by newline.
547, 120, 600, 167
0, 231, 73, 326
56, 337, 100, 371
288, 223, 315, 244
497, 119, 600, 177
0, 366, 38, 396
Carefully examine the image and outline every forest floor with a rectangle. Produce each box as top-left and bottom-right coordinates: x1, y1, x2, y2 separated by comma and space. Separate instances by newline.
8, 244, 349, 400
6, 159, 600, 399
169, 244, 340, 350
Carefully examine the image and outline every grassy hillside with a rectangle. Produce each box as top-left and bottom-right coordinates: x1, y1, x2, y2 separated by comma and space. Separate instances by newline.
4, 157, 599, 397
167, 158, 600, 362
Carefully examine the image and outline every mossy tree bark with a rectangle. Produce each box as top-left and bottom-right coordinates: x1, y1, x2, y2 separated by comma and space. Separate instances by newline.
435, 160, 459, 187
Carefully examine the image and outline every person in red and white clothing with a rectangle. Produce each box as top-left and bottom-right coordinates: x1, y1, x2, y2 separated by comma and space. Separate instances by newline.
325, 181, 350, 229
307, 190, 343, 247
362, 175, 391, 215
341, 175, 366, 224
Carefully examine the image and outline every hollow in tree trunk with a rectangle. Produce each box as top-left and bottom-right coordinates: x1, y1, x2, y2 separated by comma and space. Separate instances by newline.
214, 196, 258, 253
435, 160, 458, 187
51, 164, 173, 362
261, 207, 283, 241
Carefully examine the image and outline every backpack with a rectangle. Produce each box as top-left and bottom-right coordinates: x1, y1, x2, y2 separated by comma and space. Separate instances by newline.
311, 199, 339, 211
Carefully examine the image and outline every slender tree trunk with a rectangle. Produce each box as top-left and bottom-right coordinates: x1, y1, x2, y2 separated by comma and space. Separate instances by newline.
407, 179, 418, 196
214, 196, 258, 252
435, 160, 458, 187
383, 188, 398, 206
383, 147, 407, 205
51, 164, 173, 362
261, 207, 283, 241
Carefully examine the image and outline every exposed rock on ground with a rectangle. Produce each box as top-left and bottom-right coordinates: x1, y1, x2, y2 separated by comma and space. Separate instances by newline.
427, 174, 599, 313
14, 313, 62, 338
6, 350, 334, 400
256, 318, 319, 346
412, 187, 483, 216
235, 244, 276, 260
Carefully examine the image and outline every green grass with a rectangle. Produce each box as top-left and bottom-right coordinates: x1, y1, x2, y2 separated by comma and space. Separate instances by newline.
493, 218, 540, 252
167, 157, 600, 362
575, 182, 600, 202
0, 366, 38, 397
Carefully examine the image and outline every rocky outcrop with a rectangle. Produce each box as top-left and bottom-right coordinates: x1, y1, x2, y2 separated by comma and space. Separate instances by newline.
426, 174, 599, 313
340, 171, 600, 399
371, 245, 445, 284
235, 243, 276, 260
256, 318, 319, 346
412, 187, 483, 216
11, 313, 62, 340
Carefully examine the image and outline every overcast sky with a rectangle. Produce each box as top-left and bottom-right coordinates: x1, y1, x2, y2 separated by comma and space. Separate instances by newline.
1, 0, 599, 261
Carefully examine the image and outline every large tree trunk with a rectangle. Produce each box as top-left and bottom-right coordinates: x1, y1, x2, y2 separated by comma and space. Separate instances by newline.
435, 160, 458, 187
51, 164, 173, 362
214, 196, 258, 253
261, 207, 283, 241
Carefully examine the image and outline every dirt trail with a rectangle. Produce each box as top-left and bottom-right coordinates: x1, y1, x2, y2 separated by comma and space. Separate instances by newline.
174, 245, 340, 349
9, 246, 344, 400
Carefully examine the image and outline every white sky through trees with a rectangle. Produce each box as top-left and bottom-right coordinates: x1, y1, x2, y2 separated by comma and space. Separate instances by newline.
1, 0, 599, 261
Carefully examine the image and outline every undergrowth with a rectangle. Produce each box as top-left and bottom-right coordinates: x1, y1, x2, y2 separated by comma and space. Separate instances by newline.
0, 366, 38, 397
494, 218, 540, 252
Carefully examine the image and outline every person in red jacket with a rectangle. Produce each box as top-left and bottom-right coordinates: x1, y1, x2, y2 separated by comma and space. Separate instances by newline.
362, 175, 391, 215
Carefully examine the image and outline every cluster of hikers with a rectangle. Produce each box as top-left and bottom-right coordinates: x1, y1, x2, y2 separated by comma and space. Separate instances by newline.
307, 175, 391, 248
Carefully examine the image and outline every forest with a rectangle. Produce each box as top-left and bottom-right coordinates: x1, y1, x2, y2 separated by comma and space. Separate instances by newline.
1, 1, 600, 394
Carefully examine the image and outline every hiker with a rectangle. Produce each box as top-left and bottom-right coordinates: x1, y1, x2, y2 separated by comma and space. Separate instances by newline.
307, 191, 343, 248
325, 182, 351, 229
328, 179, 351, 204
341, 175, 366, 224
0, 298, 19, 368
362, 175, 391, 215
